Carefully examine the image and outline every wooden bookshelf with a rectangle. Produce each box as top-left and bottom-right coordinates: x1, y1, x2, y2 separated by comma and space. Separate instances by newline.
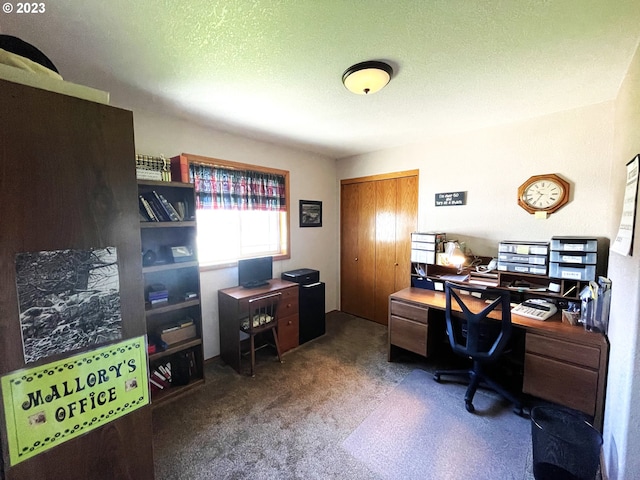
137, 180, 205, 405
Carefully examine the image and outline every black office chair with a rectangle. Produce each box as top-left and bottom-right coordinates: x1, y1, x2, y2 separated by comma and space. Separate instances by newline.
239, 292, 283, 376
433, 282, 523, 415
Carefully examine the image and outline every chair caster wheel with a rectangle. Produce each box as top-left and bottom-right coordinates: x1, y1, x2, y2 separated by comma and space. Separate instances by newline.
433, 373, 441, 382
465, 402, 475, 413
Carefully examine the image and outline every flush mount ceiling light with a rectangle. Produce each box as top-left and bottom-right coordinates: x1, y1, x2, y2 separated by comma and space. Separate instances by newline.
342, 61, 393, 95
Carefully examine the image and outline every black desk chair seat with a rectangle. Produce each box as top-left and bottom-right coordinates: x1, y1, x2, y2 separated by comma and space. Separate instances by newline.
433, 282, 523, 415
239, 292, 283, 376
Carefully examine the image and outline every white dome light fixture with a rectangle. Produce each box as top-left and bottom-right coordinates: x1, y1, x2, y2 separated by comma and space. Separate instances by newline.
342, 61, 393, 95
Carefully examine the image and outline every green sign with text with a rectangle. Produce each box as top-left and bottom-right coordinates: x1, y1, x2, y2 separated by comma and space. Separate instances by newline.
1, 336, 149, 466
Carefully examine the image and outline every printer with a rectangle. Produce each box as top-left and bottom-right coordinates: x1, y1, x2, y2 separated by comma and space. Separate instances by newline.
281, 268, 320, 285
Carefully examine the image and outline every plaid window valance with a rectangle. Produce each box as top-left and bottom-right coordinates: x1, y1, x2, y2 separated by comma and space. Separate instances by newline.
190, 163, 286, 211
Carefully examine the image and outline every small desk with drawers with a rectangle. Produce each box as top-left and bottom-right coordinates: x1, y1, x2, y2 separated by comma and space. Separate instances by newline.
218, 279, 299, 374
388, 287, 609, 429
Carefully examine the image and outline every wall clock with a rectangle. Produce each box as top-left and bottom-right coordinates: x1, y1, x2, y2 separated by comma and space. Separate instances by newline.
517, 173, 570, 215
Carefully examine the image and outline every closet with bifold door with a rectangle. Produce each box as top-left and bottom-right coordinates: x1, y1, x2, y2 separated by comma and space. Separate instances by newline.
340, 170, 418, 325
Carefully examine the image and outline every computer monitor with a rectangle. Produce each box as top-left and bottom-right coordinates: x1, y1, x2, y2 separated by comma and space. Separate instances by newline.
238, 256, 273, 288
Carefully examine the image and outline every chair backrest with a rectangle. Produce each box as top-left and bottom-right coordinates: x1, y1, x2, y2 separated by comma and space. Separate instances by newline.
244, 292, 281, 333
444, 282, 512, 362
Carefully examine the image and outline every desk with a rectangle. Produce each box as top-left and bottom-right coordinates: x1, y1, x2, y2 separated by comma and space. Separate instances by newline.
388, 287, 609, 429
219, 279, 299, 373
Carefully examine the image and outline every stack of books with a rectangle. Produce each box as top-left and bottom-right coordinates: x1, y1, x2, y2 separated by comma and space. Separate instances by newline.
135, 154, 170, 181
149, 362, 172, 392
139, 190, 183, 222
148, 287, 169, 306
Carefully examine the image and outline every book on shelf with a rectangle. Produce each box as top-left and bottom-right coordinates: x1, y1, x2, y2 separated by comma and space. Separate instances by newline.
170, 154, 190, 183
148, 289, 169, 300
174, 201, 187, 221
150, 298, 169, 307
149, 361, 172, 392
146, 191, 180, 222
139, 195, 158, 221
136, 168, 163, 181
140, 192, 169, 221
136, 154, 170, 181
155, 192, 181, 221
149, 294, 169, 302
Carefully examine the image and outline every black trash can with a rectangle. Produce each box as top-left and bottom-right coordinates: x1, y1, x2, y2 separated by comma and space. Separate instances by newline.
531, 406, 603, 480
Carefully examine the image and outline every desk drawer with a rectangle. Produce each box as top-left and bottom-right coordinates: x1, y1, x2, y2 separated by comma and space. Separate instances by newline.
278, 313, 299, 353
389, 315, 428, 356
278, 296, 299, 319
280, 286, 299, 301
526, 334, 600, 369
523, 353, 598, 416
390, 300, 428, 324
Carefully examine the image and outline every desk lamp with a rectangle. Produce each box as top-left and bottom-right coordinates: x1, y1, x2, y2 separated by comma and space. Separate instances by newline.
446, 241, 466, 273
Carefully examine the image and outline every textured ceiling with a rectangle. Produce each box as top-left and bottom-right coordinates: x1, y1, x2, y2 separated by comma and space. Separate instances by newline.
1, 1, 640, 158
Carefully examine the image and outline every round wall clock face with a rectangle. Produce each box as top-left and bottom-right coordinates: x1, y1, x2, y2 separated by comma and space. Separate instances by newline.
517, 174, 570, 214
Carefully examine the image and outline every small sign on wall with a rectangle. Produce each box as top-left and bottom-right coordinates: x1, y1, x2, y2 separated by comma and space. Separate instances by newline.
435, 191, 467, 206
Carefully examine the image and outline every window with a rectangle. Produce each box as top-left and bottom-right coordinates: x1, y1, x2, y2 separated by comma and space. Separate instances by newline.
188, 157, 289, 267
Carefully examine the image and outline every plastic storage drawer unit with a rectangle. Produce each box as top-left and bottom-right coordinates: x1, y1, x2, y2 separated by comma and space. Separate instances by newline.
499, 241, 549, 256
549, 263, 596, 281
498, 253, 547, 265
550, 251, 598, 265
550, 237, 598, 252
497, 262, 547, 275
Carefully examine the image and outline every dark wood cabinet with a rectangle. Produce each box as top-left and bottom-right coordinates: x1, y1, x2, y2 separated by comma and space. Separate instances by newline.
137, 180, 205, 405
0, 79, 154, 479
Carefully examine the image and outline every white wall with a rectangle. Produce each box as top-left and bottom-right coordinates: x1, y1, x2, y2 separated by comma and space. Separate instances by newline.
603, 41, 640, 480
337, 101, 615, 256
130, 110, 339, 360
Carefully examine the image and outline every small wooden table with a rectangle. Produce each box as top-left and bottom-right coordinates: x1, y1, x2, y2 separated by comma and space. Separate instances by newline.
218, 279, 299, 373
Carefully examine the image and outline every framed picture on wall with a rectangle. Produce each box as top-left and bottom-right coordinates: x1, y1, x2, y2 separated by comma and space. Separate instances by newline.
299, 200, 322, 227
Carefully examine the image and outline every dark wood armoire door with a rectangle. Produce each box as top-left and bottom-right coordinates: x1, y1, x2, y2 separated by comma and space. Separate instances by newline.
0, 79, 153, 479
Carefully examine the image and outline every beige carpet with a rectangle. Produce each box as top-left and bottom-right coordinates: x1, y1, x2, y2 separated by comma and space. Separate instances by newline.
152, 311, 536, 479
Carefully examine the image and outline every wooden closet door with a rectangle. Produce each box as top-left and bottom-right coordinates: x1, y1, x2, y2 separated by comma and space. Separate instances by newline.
373, 176, 418, 325
341, 171, 418, 324
340, 183, 359, 316
394, 175, 418, 292
340, 182, 376, 320
374, 179, 398, 324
